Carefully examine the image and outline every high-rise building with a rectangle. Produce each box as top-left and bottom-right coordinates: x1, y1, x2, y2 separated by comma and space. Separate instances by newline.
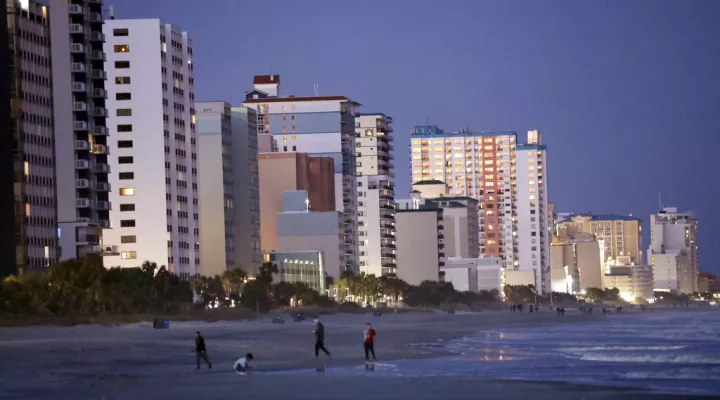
101, 20, 199, 276
258, 152, 335, 254
410, 126, 551, 293
647, 207, 699, 294
6, 0, 57, 270
244, 75, 360, 273
558, 213, 643, 266
355, 113, 395, 277
550, 232, 603, 292
395, 203, 444, 286
196, 101, 260, 276
50, 0, 110, 261
0, 1, 14, 277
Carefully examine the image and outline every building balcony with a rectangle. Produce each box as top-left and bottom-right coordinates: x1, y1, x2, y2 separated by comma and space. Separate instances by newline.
92, 107, 108, 117
88, 12, 103, 23
97, 201, 110, 210
71, 63, 86, 73
380, 204, 395, 210
90, 70, 106, 80
72, 102, 87, 112
76, 179, 90, 189
76, 198, 91, 208
72, 81, 87, 92
89, 32, 105, 42
77, 217, 91, 223
89, 50, 106, 61
92, 144, 108, 154
70, 43, 85, 54
99, 220, 110, 229
68, 4, 83, 14
73, 121, 89, 131
92, 87, 107, 98
95, 163, 109, 173
95, 182, 110, 192
75, 159, 90, 169
93, 125, 108, 136
69, 24, 84, 34
74, 140, 90, 151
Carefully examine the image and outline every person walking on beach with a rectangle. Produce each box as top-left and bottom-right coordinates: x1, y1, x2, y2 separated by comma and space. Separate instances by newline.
363, 323, 377, 361
195, 331, 212, 371
314, 319, 331, 359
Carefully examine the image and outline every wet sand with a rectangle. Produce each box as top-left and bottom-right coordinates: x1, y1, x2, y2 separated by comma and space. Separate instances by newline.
0, 310, 710, 399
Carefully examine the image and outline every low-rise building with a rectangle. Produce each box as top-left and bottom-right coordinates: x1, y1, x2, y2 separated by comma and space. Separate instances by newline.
264, 250, 326, 293
550, 232, 603, 292
441, 257, 503, 293
603, 265, 654, 302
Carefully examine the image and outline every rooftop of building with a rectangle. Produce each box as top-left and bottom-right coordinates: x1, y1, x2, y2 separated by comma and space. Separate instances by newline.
517, 144, 548, 151
244, 95, 355, 104
559, 213, 642, 222
356, 113, 392, 120
253, 75, 280, 84
411, 125, 517, 138
412, 179, 446, 185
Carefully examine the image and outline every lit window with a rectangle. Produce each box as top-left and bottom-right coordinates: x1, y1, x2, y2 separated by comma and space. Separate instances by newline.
23, 161, 29, 176
291, 135, 296, 141
120, 187, 135, 196
282, 135, 287, 142
291, 115, 295, 121
115, 76, 131, 85
114, 44, 130, 53
282, 115, 287, 121
121, 251, 137, 259
25, 203, 30, 216
292, 125, 296, 131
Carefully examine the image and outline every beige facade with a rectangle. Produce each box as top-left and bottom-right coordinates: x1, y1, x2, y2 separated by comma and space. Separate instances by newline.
395, 208, 444, 286
558, 214, 642, 266
550, 232, 603, 291
603, 265, 654, 301
258, 152, 334, 252
412, 180, 448, 199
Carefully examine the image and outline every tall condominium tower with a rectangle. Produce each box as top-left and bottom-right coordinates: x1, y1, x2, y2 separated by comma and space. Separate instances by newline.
648, 207, 699, 294
243, 76, 360, 273
50, 0, 110, 261
7, 0, 57, 270
0, 1, 14, 276
410, 126, 551, 293
355, 113, 396, 276
101, 20, 199, 277
196, 101, 261, 276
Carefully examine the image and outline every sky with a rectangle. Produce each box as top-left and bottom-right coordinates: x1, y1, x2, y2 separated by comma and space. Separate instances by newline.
111, 0, 720, 274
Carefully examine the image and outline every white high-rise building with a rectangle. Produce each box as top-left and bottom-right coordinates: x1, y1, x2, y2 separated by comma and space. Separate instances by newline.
243, 76, 359, 273
355, 113, 396, 276
101, 20, 199, 276
648, 207, 699, 294
515, 130, 550, 292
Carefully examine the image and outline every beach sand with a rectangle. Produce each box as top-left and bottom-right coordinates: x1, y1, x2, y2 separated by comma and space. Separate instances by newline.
0, 310, 709, 399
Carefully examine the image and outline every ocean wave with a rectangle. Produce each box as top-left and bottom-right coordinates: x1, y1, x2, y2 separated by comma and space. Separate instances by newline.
562, 345, 687, 352
578, 353, 720, 365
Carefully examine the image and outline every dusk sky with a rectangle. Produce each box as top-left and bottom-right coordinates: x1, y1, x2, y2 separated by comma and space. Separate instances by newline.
111, 0, 720, 274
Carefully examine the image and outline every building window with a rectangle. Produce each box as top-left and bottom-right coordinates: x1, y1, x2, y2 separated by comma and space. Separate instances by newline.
118, 172, 134, 180
119, 187, 135, 196
120, 251, 137, 259
116, 93, 131, 101
117, 109, 132, 117
115, 76, 131, 84
292, 135, 297, 141
114, 44, 130, 53
291, 125, 296, 131
117, 140, 133, 148
118, 156, 133, 164
113, 28, 129, 36
117, 124, 133, 132
120, 235, 136, 243
115, 61, 130, 68
120, 220, 136, 227
119, 203, 135, 211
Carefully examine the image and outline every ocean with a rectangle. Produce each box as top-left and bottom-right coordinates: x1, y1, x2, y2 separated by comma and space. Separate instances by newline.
271, 310, 720, 396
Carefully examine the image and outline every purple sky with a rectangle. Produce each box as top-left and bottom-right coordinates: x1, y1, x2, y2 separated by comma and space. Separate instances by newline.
111, 0, 720, 275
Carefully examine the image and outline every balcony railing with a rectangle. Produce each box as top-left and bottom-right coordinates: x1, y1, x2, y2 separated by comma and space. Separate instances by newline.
75, 159, 90, 169
74, 140, 90, 150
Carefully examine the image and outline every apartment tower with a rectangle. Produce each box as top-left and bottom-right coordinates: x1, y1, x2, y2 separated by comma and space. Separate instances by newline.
0, 1, 13, 276
50, 0, 110, 261
101, 20, 199, 276
244, 76, 360, 273
648, 207, 699, 294
7, 0, 58, 270
355, 113, 396, 276
557, 213, 643, 266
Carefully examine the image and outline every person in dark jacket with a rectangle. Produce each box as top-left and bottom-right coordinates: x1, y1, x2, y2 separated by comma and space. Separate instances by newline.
195, 331, 212, 371
313, 319, 331, 359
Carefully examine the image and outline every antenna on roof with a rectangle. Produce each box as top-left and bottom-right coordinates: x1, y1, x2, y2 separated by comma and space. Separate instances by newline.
658, 191, 662, 211
108, 5, 115, 20
313, 83, 319, 96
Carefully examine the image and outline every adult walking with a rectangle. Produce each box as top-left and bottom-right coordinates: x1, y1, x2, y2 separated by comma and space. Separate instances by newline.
363, 322, 377, 361
195, 331, 212, 371
313, 319, 331, 359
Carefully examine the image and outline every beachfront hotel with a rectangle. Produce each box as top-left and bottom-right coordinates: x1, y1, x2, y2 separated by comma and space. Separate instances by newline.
243, 76, 360, 274
648, 206, 699, 294
355, 113, 397, 277
101, 19, 199, 277
556, 213, 643, 267
410, 127, 551, 293
195, 102, 261, 276
395, 200, 445, 286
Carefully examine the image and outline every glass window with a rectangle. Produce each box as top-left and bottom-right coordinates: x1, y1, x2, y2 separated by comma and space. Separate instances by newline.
113, 29, 129, 36
115, 61, 130, 69
114, 44, 130, 53
121, 251, 137, 259
120, 187, 135, 196
120, 235, 136, 243
116, 109, 132, 117
119, 203, 135, 211
115, 76, 131, 84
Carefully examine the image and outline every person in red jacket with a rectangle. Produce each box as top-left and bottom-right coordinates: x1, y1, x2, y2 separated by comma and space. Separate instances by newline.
363, 322, 376, 361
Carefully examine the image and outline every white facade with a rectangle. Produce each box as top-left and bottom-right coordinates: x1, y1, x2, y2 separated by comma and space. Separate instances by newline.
102, 20, 199, 276
355, 113, 396, 277
243, 80, 359, 273
648, 207, 699, 294
442, 257, 503, 293
515, 131, 550, 293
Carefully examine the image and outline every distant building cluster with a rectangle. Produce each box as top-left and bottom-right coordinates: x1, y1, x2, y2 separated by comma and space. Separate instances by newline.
0, 1, 705, 300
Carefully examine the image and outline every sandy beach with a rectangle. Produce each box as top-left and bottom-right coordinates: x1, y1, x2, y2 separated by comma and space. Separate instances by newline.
0, 310, 712, 399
